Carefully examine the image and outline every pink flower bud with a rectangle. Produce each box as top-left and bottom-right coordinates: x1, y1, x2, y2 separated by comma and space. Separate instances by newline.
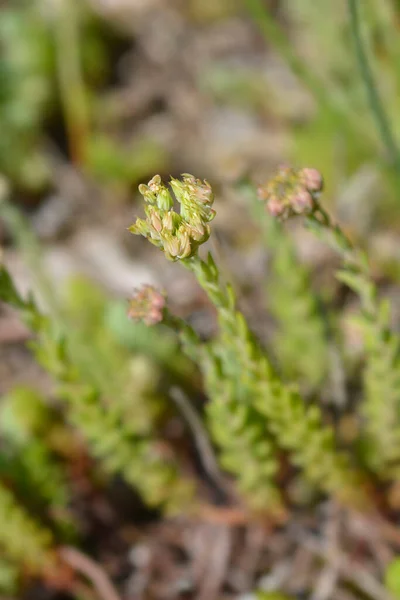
267, 197, 285, 218
290, 189, 313, 214
300, 168, 323, 193
128, 285, 166, 326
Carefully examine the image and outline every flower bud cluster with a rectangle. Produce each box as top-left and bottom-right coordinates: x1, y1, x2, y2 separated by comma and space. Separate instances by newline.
257, 166, 323, 220
128, 285, 166, 326
130, 174, 215, 261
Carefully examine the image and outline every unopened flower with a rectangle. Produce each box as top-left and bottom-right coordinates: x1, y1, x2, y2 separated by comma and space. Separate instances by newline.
170, 175, 215, 225
265, 196, 285, 218
148, 174, 162, 194
290, 189, 313, 214
130, 174, 216, 261
157, 188, 174, 211
129, 218, 150, 237
299, 168, 323, 193
128, 286, 166, 326
164, 227, 192, 260
149, 210, 162, 233
162, 211, 180, 233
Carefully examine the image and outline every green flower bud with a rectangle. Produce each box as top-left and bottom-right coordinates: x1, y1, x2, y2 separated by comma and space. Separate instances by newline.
177, 227, 192, 259
163, 234, 181, 259
147, 174, 162, 193
188, 221, 210, 243
131, 174, 216, 260
129, 218, 150, 237
157, 188, 174, 211
169, 177, 185, 205
138, 183, 157, 204
162, 211, 180, 233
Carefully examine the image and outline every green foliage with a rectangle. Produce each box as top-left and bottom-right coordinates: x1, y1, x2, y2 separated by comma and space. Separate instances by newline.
0, 268, 195, 514
336, 270, 400, 478
204, 344, 284, 517
106, 300, 196, 384
63, 383, 193, 512
0, 483, 54, 575
0, 265, 30, 309
260, 166, 400, 483
159, 298, 284, 517
360, 306, 400, 477
0, 387, 75, 538
0, 3, 53, 189
0, 386, 52, 444
385, 557, 400, 597
268, 231, 329, 390
184, 255, 285, 516
249, 192, 329, 390
0, 555, 19, 594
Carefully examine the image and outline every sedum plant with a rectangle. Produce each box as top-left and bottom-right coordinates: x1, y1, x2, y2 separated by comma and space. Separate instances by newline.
0, 266, 194, 515
129, 173, 370, 513
258, 165, 400, 480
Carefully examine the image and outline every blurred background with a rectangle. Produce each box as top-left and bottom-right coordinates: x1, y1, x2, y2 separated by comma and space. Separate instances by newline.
2, 0, 400, 598
3, 0, 400, 313
3, 0, 400, 374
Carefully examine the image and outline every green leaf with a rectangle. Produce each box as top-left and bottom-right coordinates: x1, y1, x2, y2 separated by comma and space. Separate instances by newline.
0, 266, 25, 308
385, 557, 400, 597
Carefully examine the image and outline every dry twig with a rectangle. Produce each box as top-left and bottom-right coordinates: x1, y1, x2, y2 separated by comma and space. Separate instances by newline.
60, 546, 122, 600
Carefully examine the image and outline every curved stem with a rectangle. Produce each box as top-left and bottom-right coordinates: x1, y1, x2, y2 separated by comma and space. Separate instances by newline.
348, 0, 400, 174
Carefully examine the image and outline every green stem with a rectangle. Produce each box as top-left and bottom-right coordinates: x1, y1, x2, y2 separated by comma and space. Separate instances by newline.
183, 253, 271, 381
348, 0, 400, 174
